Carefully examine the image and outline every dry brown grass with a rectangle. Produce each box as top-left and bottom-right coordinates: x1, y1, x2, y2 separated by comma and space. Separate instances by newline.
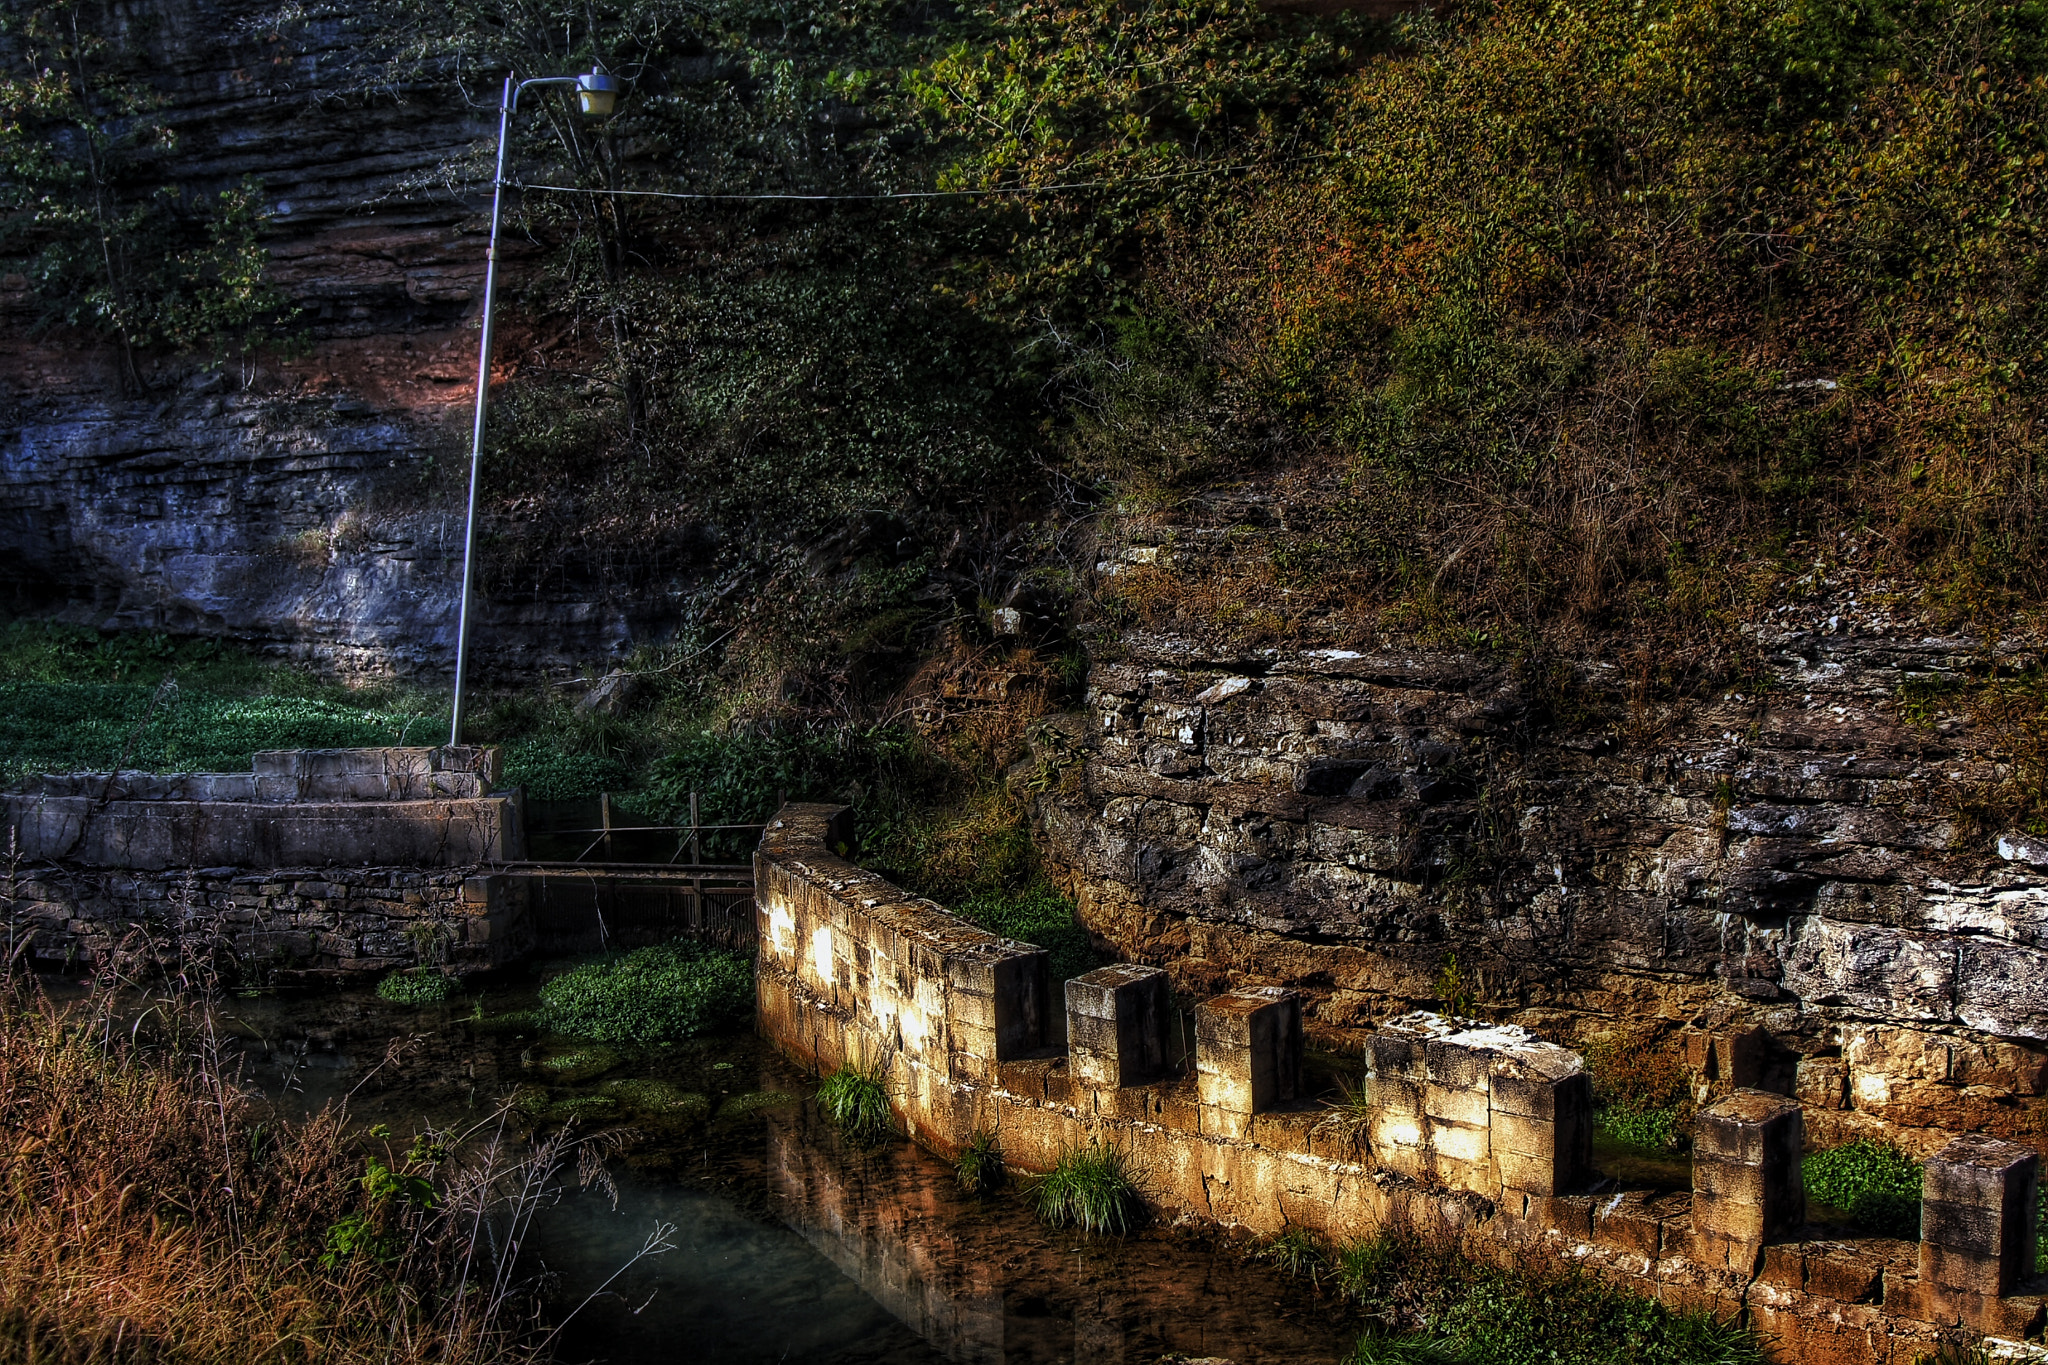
0, 978, 601, 1365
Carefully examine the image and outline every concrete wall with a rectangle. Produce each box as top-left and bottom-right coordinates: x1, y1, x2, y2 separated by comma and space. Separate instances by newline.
2, 747, 520, 871
0, 746, 531, 981
756, 804, 2048, 1365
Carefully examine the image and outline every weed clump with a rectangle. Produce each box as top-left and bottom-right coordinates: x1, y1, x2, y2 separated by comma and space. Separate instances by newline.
955, 1128, 1005, 1196
1027, 1141, 1143, 1235
1803, 1140, 1923, 1239
1253, 1227, 1333, 1288
816, 1063, 893, 1144
1332, 1228, 1765, 1364
536, 941, 752, 1044
377, 970, 459, 1005
0, 978, 576, 1362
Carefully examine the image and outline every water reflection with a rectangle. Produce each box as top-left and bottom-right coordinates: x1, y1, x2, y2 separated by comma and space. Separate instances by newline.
550, 1109, 1353, 1365
205, 984, 1351, 1365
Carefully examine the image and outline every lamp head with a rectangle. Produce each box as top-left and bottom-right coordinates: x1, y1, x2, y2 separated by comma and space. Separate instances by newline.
576, 69, 620, 118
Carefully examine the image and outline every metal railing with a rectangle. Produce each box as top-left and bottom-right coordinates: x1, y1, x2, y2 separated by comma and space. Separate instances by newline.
523, 790, 776, 869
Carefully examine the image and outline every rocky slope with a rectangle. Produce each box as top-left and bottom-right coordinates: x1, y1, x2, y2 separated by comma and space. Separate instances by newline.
0, 0, 656, 676
1038, 541, 2048, 1157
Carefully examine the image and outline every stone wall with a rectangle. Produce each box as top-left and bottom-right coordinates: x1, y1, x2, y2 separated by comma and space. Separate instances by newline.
756, 803, 2048, 1365
0, 863, 528, 984
0, 746, 529, 980
1036, 620, 2048, 1159
2, 747, 521, 871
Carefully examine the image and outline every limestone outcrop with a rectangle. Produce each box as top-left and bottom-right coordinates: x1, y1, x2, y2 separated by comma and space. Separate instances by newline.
1039, 613, 2048, 1156
0, 0, 656, 676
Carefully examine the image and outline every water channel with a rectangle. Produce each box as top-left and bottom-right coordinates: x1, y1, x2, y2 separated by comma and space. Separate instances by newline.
213, 976, 1364, 1365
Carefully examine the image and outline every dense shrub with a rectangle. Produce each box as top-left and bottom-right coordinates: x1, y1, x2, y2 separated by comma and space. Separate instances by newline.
500, 741, 633, 802
376, 971, 461, 1006
1803, 1141, 1924, 1239
636, 724, 924, 859
536, 942, 753, 1044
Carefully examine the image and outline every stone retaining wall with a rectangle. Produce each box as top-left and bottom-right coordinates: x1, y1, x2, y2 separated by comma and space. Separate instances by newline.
0, 747, 528, 981
756, 803, 2048, 1365
2, 747, 520, 871
0, 863, 529, 984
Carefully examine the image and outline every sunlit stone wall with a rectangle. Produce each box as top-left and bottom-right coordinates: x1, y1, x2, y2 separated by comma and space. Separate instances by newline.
755, 804, 2048, 1365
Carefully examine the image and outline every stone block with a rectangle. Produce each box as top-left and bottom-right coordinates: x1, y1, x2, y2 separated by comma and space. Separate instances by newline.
1805, 1247, 1886, 1305
1424, 1036, 1492, 1090
1918, 1133, 2039, 1296
1066, 963, 1169, 1089
1692, 1090, 1805, 1255
1195, 987, 1302, 1115
1423, 1080, 1492, 1128
1592, 1191, 1665, 1260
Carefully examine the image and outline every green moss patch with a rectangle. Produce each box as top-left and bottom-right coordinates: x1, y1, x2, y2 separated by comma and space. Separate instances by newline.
531, 1046, 624, 1084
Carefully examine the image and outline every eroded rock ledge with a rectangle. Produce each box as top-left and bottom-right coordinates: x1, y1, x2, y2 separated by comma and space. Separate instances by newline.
1039, 624, 2048, 1158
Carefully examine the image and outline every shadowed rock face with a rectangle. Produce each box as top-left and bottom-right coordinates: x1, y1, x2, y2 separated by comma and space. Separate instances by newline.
1037, 619, 2048, 1157
0, 0, 668, 677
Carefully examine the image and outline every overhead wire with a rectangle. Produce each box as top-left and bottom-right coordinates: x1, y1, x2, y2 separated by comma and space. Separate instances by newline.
501, 162, 1252, 202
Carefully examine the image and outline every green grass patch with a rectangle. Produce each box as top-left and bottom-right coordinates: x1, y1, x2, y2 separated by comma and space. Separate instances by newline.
1026, 1141, 1143, 1235
955, 883, 1102, 984
535, 942, 753, 1045
0, 620, 440, 785
1803, 1141, 1923, 1239
816, 1063, 893, 1143
1598, 1107, 1688, 1152
374, 970, 459, 1005
1336, 1228, 1765, 1365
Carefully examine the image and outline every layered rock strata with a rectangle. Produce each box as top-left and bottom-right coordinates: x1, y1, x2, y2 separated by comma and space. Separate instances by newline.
0, 0, 656, 675
1038, 617, 2048, 1157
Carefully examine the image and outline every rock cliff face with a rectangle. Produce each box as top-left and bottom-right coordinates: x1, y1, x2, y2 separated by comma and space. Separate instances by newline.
0, 0, 653, 676
1040, 590, 2048, 1157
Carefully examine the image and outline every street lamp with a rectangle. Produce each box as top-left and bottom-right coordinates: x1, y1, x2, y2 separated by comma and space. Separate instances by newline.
449, 67, 623, 747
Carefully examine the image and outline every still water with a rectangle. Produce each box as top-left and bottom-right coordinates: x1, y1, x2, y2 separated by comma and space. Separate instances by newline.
218, 983, 1359, 1365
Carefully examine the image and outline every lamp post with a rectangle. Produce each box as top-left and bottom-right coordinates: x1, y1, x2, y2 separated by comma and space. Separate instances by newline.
449, 67, 621, 748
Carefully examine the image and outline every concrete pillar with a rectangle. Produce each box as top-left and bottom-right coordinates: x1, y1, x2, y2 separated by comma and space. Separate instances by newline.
1195, 987, 1301, 1133
946, 941, 1050, 1079
1067, 963, 1169, 1088
1691, 1090, 1805, 1272
1920, 1133, 2040, 1299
